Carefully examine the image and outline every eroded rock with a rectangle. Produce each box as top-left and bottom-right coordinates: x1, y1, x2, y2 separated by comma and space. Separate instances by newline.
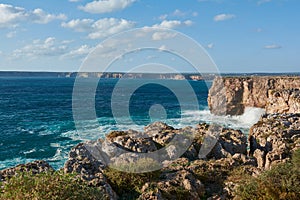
208, 76, 300, 115
249, 113, 300, 169
266, 89, 300, 114
0, 160, 54, 182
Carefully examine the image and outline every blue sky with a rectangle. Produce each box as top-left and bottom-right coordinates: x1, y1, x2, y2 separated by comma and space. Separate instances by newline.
0, 0, 299, 73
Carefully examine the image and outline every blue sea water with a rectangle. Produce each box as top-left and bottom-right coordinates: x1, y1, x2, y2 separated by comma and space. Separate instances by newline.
0, 78, 263, 170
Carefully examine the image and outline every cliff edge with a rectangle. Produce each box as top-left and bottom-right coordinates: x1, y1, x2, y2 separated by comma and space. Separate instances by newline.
208, 76, 300, 115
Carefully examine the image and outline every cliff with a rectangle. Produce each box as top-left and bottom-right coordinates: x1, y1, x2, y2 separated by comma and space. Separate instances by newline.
266, 89, 300, 114
208, 76, 300, 115
0, 71, 213, 80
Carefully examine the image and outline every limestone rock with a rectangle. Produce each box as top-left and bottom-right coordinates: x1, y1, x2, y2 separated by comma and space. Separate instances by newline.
64, 142, 117, 200
0, 160, 54, 182
196, 124, 247, 160
140, 169, 205, 200
208, 76, 300, 115
249, 113, 300, 169
266, 89, 300, 114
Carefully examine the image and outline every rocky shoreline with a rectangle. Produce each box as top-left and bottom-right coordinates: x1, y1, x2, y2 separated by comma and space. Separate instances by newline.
1, 76, 300, 199
1, 114, 300, 199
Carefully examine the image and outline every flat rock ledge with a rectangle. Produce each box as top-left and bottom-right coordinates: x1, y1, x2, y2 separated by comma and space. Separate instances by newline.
1, 118, 299, 199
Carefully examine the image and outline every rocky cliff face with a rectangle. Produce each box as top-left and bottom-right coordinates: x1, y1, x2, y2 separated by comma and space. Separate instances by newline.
266, 89, 300, 114
208, 76, 300, 115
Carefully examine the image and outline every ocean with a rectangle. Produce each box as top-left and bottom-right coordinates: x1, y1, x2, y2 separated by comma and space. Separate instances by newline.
0, 78, 264, 170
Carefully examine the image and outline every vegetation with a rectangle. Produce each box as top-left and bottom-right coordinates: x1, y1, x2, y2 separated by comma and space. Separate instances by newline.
104, 158, 161, 200
0, 171, 106, 200
234, 149, 300, 200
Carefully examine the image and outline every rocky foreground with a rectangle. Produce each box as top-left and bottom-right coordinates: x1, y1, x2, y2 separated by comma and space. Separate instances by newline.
1, 113, 300, 199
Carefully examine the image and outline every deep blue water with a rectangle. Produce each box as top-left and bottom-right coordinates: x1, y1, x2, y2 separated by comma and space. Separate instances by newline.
0, 78, 213, 169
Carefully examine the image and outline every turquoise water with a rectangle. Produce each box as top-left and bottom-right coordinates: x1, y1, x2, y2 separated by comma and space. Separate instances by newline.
0, 78, 212, 169
0, 77, 264, 170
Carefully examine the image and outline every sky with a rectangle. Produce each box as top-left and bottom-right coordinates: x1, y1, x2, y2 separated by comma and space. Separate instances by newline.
0, 0, 299, 73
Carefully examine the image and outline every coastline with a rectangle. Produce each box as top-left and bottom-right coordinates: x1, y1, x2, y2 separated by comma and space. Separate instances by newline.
0, 75, 299, 199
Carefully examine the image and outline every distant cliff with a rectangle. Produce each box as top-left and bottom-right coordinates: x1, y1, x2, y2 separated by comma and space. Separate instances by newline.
0, 71, 215, 80
208, 76, 300, 115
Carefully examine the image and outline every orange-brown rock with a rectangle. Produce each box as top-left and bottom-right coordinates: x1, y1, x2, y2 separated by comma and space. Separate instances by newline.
208, 76, 300, 115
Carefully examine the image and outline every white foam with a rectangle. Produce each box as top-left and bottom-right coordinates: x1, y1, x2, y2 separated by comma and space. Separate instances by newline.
178, 107, 265, 132
0, 157, 35, 170
232, 107, 265, 128
23, 148, 36, 155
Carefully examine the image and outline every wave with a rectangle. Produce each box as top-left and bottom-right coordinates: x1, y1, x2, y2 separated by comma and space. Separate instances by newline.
178, 107, 265, 133
0, 157, 35, 170
0, 107, 265, 170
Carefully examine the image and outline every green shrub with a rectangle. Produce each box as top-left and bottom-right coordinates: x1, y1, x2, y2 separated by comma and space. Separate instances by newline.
235, 149, 300, 200
0, 171, 106, 200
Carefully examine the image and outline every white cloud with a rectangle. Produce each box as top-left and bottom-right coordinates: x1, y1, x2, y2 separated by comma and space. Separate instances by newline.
13, 37, 68, 58
0, 4, 66, 28
6, 31, 17, 38
62, 45, 94, 58
30, 9, 67, 24
69, 0, 81, 2
159, 14, 168, 21
207, 43, 214, 49
264, 44, 282, 49
157, 9, 197, 21
62, 18, 135, 39
172, 9, 185, 17
257, 0, 272, 5
61, 19, 94, 32
79, 0, 136, 14
152, 32, 177, 41
153, 20, 193, 29
213, 14, 235, 22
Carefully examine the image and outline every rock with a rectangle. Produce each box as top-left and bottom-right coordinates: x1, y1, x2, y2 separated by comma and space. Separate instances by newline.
138, 185, 164, 200
0, 160, 54, 182
196, 125, 247, 160
249, 113, 300, 169
187, 158, 239, 197
208, 76, 300, 115
253, 149, 265, 168
144, 122, 174, 137
107, 134, 157, 153
140, 169, 205, 200
266, 89, 300, 114
64, 141, 117, 200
